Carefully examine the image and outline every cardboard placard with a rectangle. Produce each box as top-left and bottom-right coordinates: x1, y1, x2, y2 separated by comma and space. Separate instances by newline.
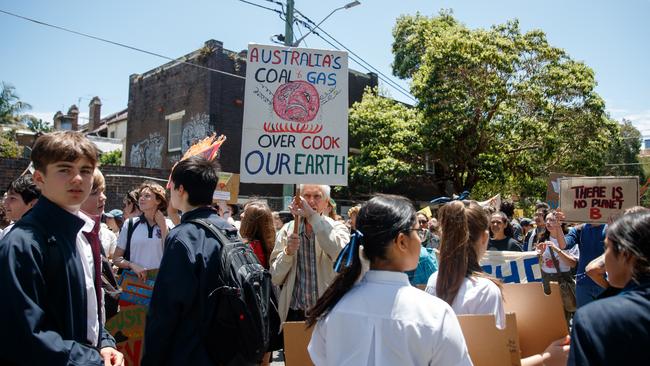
105, 305, 148, 341
212, 172, 240, 204
115, 338, 143, 366
457, 313, 521, 366
283, 321, 314, 366
559, 176, 639, 223
118, 269, 158, 306
240, 44, 349, 186
502, 282, 568, 357
547, 172, 583, 209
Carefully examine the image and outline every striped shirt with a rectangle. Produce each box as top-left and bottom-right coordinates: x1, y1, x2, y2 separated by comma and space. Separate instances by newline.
290, 222, 319, 310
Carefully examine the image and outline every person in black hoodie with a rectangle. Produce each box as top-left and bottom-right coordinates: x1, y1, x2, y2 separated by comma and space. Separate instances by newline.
142, 156, 241, 365
0, 131, 122, 365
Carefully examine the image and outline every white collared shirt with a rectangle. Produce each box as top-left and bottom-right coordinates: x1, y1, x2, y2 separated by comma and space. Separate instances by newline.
426, 272, 505, 329
308, 270, 472, 366
77, 211, 100, 346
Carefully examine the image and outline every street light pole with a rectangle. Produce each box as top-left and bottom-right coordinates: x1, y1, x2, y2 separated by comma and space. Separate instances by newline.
284, 0, 295, 46
292, 1, 360, 47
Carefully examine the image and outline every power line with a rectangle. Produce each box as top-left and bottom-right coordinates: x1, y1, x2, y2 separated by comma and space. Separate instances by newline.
293, 8, 416, 102
236, 0, 283, 16
0, 9, 245, 80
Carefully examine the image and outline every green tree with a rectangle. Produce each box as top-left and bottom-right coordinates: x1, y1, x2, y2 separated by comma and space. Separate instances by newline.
0, 131, 21, 158
601, 119, 644, 179
348, 88, 425, 194
99, 149, 122, 166
392, 12, 619, 196
26, 116, 53, 133
0, 82, 32, 125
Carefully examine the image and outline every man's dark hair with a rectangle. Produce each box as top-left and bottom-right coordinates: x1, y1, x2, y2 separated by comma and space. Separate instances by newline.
170, 156, 218, 206
6, 175, 41, 204
535, 202, 550, 211
500, 200, 515, 219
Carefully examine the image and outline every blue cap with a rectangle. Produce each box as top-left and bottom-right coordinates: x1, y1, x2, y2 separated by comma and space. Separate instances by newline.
105, 209, 123, 220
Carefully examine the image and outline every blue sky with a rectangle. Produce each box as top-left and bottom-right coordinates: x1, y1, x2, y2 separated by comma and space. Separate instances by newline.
1, 0, 649, 133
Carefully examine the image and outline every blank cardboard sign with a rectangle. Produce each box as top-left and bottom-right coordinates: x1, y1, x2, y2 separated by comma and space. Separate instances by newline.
283, 321, 314, 366
457, 313, 521, 366
502, 282, 568, 357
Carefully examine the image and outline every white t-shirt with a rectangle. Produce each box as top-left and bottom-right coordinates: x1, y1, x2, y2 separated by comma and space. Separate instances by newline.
116, 216, 174, 270
99, 223, 117, 258
540, 237, 580, 274
426, 272, 505, 329
308, 270, 472, 366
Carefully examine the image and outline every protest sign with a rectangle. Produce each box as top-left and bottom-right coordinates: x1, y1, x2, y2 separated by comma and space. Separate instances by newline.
481, 251, 541, 284
240, 44, 349, 185
118, 269, 158, 307
107, 306, 148, 366
212, 172, 240, 204
546, 172, 582, 209
283, 321, 314, 366
502, 282, 568, 358
559, 176, 639, 223
457, 313, 521, 366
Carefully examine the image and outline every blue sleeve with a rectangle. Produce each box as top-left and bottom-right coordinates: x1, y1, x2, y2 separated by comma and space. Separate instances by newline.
564, 226, 580, 250
408, 248, 438, 286
0, 231, 104, 365
141, 234, 197, 366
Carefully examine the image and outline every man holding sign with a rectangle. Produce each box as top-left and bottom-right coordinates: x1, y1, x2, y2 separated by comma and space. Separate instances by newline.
270, 184, 349, 324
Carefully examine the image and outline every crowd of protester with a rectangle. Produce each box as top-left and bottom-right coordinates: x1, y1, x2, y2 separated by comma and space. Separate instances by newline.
0, 130, 648, 365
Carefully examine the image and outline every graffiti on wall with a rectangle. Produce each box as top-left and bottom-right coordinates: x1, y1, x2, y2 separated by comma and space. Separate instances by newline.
181, 113, 213, 154
130, 133, 164, 168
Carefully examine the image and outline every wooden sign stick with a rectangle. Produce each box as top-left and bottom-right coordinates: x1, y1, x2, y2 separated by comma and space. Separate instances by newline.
293, 184, 301, 234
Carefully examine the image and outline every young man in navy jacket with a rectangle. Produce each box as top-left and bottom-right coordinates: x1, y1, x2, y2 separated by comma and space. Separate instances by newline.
0, 131, 123, 365
142, 156, 241, 365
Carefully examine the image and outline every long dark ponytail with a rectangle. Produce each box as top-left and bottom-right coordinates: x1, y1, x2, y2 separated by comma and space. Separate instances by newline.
305, 194, 416, 327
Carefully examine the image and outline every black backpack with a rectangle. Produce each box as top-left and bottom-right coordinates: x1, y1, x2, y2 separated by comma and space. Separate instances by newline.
187, 218, 272, 364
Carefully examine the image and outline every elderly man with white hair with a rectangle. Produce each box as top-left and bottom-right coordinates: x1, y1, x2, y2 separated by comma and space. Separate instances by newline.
270, 184, 350, 324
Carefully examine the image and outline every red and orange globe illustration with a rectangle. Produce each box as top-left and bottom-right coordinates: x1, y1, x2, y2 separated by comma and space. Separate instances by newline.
272, 80, 320, 123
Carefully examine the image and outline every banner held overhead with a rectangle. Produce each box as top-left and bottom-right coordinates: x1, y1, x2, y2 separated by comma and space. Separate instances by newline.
240, 44, 349, 186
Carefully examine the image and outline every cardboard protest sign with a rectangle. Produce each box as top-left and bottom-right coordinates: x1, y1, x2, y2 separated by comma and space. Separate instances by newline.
481, 251, 541, 284
212, 172, 240, 204
559, 176, 639, 223
546, 172, 582, 209
240, 44, 349, 186
283, 321, 314, 366
118, 269, 158, 307
457, 313, 521, 366
502, 282, 568, 358
107, 306, 148, 366
105, 305, 148, 341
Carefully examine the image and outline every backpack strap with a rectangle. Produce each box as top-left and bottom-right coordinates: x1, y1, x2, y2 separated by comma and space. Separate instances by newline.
123, 217, 141, 262
186, 218, 239, 245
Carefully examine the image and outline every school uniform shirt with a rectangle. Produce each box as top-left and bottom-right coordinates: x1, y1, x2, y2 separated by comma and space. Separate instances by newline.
540, 237, 580, 274
426, 272, 505, 329
99, 223, 117, 258
116, 217, 175, 269
308, 270, 472, 366
76, 211, 101, 346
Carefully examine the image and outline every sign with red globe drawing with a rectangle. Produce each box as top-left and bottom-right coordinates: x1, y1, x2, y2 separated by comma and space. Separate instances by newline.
240, 43, 349, 185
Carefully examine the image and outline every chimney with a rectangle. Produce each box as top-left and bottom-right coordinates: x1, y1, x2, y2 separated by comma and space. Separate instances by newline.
88, 97, 102, 132
67, 105, 79, 131
53, 111, 63, 130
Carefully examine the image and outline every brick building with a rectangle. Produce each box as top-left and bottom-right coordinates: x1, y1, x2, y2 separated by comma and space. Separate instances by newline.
126, 39, 378, 198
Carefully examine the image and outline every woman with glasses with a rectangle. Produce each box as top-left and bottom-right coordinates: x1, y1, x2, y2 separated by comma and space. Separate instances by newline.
307, 195, 471, 366
123, 189, 141, 220
488, 211, 523, 251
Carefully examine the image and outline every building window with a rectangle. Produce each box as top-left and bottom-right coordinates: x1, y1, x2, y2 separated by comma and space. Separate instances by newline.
109, 131, 115, 138
165, 110, 185, 152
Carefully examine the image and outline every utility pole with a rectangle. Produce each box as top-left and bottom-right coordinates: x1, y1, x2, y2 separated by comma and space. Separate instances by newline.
284, 0, 295, 46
